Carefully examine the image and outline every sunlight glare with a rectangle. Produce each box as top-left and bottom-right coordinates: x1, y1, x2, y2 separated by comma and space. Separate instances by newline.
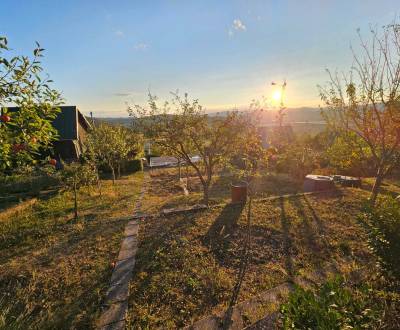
272, 89, 282, 102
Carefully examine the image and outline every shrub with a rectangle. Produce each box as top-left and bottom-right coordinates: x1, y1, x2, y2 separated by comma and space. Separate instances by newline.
280, 277, 385, 329
121, 159, 143, 174
360, 196, 400, 280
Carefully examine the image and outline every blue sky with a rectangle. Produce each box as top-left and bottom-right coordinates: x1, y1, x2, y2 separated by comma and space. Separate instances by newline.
1, 0, 398, 116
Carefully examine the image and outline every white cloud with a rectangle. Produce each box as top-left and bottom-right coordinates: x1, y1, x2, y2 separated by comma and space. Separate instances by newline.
114, 30, 124, 37
233, 19, 246, 31
134, 43, 149, 51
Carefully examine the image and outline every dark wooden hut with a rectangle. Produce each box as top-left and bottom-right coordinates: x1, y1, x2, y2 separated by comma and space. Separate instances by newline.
4, 106, 91, 161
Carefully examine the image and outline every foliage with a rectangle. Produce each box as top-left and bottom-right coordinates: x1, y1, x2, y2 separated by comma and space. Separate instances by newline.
86, 123, 143, 183
122, 159, 143, 173
319, 23, 400, 202
326, 131, 374, 176
360, 195, 400, 280
280, 277, 387, 329
0, 37, 63, 172
275, 142, 319, 181
227, 112, 269, 186
58, 162, 97, 219
128, 92, 252, 204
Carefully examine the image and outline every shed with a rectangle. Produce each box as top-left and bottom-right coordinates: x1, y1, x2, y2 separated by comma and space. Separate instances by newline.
52, 106, 91, 160
4, 105, 91, 161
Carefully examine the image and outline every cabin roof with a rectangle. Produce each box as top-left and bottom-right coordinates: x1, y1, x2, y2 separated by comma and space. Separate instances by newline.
4, 105, 91, 140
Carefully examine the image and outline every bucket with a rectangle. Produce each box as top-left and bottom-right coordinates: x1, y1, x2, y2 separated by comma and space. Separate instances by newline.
231, 181, 248, 203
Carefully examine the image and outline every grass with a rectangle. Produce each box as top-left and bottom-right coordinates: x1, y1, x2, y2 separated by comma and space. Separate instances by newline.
126, 187, 378, 328
142, 167, 302, 213
0, 171, 143, 329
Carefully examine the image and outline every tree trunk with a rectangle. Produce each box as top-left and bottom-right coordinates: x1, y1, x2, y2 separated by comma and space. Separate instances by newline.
96, 169, 102, 196
178, 159, 182, 181
73, 182, 78, 220
202, 182, 209, 206
186, 164, 189, 190
117, 163, 121, 179
111, 166, 116, 185
370, 166, 385, 205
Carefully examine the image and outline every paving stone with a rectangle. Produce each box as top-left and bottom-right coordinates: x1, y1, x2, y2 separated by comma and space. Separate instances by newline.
97, 172, 149, 329
97, 301, 128, 327
105, 281, 129, 304
99, 320, 125, 330
119, 236, 137, 252
124, 223, 138, 236
127, 219, 137, 226
110, 257, 135, 285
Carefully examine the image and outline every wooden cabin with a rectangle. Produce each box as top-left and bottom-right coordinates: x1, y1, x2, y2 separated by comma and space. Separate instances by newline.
51, 106, 91, 161
4, 105, 91, 161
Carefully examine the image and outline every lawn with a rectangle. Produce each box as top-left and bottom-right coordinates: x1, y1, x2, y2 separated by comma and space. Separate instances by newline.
142, 167, 303, 213
126, 187, 377, 328
0, 171, 143, 329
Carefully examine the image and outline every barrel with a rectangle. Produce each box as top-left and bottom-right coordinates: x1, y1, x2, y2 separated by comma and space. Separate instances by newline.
231, 182, 248, 203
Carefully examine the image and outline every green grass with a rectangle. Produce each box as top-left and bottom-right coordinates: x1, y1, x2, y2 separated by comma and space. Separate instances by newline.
0, 172, 143, 329
127, 188, 378, 328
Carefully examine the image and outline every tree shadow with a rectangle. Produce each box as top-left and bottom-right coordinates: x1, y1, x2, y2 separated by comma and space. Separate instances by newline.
279, 197, 295, 282
303, 196, 327, 238
203, 203, 246, 267
289, 197, 319, 252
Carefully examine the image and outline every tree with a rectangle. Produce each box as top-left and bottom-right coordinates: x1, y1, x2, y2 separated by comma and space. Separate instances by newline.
0, 37, 62, 172
59, 162, 97, 220
86, 123, 142, 184
326, 131, 375, 176
128, 92, 244, 205
320, 23, 400, 203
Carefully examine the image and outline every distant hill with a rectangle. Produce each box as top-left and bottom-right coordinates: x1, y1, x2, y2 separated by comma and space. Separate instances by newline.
94, 107, 325, 129
93, 117, 132, 127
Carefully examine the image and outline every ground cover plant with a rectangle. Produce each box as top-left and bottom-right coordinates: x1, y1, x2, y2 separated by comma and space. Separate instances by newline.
0, 172, 143, 329
280, 276, 399, 329
127, 188, 378, 328
279, 194, 400, 329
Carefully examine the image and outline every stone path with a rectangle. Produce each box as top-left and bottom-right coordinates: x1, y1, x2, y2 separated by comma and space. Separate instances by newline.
97, 171, 149, 330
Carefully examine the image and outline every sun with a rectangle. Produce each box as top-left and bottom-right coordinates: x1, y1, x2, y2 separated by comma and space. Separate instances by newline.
272, 89, 282, 102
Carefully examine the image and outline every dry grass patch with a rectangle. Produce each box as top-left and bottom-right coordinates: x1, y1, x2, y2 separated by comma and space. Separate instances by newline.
0, 172, 143, 329
142, 167, 302, 213
127, 188, 377, 328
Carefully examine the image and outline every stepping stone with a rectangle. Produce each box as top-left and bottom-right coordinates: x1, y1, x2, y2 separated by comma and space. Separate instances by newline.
97, 301, 128, 327
124, 223, 139, 237
105, 281, 130, 304
97, 171, 150, 329
110, 257, 136, 286
99, 320, 125, 330
117, 236, 138, 261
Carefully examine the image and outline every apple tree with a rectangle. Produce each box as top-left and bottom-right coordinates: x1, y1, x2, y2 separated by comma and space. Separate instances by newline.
0, 36, 62, 172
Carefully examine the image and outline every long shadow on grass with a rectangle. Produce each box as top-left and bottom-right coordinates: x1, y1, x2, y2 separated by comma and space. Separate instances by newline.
302, 196, 331, 250
203, 203, 245, 267
289, 197, 328, 279
279, 197, 295, 281
289, 197, 320, 252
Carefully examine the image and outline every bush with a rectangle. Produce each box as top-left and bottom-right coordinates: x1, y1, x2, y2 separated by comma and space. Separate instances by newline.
122, 159, 143, 174
0, 166, 60, 195
360, 196, 400, 280
280, 277, 386, 329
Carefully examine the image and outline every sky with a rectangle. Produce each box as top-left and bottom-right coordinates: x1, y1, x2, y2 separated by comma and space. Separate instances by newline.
1, 0, 398, 117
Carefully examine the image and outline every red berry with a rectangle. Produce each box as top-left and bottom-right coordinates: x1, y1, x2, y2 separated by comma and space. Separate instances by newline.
1, 114, 10, 123
12, 143, 25, 153
49, 159, 57, 166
